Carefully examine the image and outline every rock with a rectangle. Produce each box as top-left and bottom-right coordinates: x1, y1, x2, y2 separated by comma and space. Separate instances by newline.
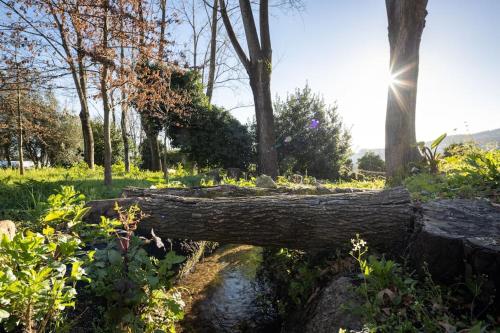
0, 220, 16, 240
255, 175, 277, 188
289, 174, 303, 184
304, 275, 363, 333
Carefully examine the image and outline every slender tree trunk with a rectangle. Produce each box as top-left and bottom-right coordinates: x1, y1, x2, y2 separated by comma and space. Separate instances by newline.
163, 125, 168, 179
76, 35, 94, 169
101, 0, 112, 186
219, 0, 278, 178
205, 0, 218, 101
158, 0, 167, 61
52, 6, 94, 169
16, 82, 24, 175
118, 1, 130, 172
121, 89, 130, 172
110, 91, 116, 129
385, 0, 428, 181
4, 144, 11, 167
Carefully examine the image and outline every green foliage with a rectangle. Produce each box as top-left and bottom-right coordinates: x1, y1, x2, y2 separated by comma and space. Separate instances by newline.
0, 165, 166, 222
87, 204, 185, 332
417, 133, 447, 174
0, 186, 186, 332
357, 151, 385, 172
262, 248, 320, 315
91, 120, 124, 166
168, 104, 254, 170
348, 235, 493, 332
406, 144, 499, 202
274, 85, 352, 180
168, 104, 254, 169
0, 187, 88, 332
0, 90, 83, 168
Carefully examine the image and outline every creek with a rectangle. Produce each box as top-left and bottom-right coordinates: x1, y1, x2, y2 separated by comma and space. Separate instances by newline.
178, 245, 280, 333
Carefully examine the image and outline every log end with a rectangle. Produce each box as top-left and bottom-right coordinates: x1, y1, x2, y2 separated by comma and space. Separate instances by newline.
410, 199, 500, 298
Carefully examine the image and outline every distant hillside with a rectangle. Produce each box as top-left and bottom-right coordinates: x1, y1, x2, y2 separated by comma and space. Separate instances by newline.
352, 128, 500, 164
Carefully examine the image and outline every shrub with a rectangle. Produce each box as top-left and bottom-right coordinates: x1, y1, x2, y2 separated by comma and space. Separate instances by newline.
273, 85, 351, 180
357, 151, 385, 172
168, 105, 254, 170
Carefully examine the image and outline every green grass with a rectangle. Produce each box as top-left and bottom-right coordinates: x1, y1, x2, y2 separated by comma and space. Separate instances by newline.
0, 163, 168, 221
0, 163, 388, 222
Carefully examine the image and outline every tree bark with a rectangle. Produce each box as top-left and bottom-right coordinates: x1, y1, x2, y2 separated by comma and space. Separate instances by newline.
158, 0, 167, 61
142, 117, 162, 171
100, 0, 112, 186
4, 144, 11, 167
410, 199, 500, 300
122, 185, 365, 198
16, 82, 24, 175
385, 0, 428, 181
86, 187, 413, 253
119, 17, 130, 172
205, 0, 218, 101
51, 4, 94, 169
219, 0, 278, 178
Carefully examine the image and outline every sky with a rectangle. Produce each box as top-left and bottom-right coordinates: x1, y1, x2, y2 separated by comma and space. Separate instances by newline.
211, 0, 500, 151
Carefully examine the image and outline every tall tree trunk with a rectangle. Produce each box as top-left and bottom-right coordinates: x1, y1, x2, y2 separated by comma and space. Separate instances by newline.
385, 0, 428, 181
101, 0, 112, 186
148, 132, 162, 171
76, 32, 94, 169
158, 0, 167, 61
163, 125, 168, 179
141, 116, 162, 171
16, 84, 24, 175
4, 144, 11, 167
51, 5, 94, 169
219, 0, 278, 178
121, 88, 130, 173
118, 1, 130, 172
205, 0, 218, 101
250, 71, 278, 178
49, 1, 94, 169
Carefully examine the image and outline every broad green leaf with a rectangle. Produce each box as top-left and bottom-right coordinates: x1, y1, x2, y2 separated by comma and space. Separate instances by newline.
43, 226, 55, 236
0, 309, 9, 320
44, 210, 65, 222
108, 249, 123, 265
431, 133, 447, 150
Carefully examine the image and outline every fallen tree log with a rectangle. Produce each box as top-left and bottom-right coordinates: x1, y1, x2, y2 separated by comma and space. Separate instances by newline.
86, 187, 413, 254
121, 185, 365, 199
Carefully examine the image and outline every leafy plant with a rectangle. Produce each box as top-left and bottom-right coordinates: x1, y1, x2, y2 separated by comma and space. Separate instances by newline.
348, 235, 493, 332
406, 144, 499, 202
417, 133, 447, 174
87, 204, 185, 332
0, 228, 86, 332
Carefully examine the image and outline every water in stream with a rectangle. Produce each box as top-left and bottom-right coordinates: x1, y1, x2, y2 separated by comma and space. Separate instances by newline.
178, 245, 280, 333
